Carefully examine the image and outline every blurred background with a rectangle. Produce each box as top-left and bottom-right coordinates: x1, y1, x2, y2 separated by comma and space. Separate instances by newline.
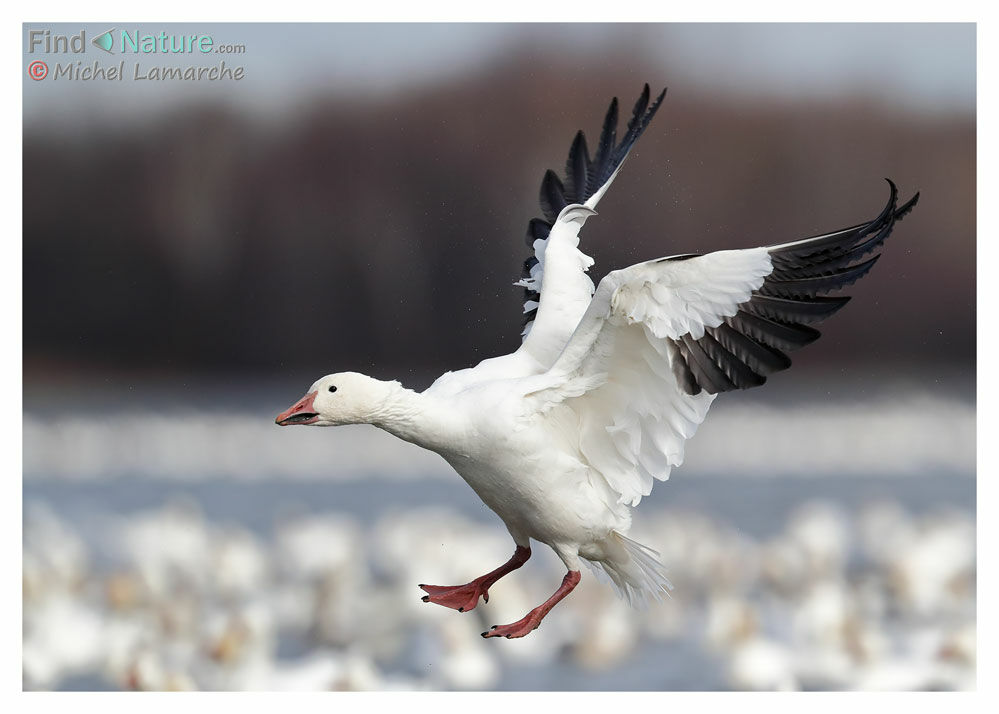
22, 23, 975, 691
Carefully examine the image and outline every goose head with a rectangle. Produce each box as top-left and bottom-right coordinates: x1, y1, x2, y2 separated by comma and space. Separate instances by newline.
275, 372, 396, 427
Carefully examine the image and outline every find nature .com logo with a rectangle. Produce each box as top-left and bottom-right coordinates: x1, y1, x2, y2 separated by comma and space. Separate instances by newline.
27, 27, 246, 82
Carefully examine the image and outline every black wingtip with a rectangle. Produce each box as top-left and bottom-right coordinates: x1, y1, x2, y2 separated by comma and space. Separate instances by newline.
652, 86, 668, 108
884, 177, 899, 210
895, 191, 920, 221
539, 169, 567, 223
864, 179, 899, 233
565, 130, 591, 204
602, 96, 619, 134
639, 82, 651, 104
884, 178, 899, 209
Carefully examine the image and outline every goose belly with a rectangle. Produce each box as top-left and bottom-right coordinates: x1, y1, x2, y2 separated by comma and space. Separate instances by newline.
441, 448, 626, 547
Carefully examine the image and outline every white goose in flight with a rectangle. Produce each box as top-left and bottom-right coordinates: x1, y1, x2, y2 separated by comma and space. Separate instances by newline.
276, 85, 919, 639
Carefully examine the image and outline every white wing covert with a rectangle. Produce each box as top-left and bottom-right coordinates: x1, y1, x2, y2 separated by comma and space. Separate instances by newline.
528, 181, 920, 507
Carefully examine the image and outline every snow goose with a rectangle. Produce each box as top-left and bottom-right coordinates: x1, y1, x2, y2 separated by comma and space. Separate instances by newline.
275, 85, 920, 639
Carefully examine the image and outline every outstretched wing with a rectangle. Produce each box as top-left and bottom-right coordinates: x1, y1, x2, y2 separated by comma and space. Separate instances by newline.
527, 181, 919, 506
517, 84, 667, 368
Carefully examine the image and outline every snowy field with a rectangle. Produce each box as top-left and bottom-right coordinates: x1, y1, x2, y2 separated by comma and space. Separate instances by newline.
22, 385, 976, 691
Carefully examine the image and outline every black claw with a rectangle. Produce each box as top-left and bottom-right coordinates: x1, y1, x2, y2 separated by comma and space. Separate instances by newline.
421, 596, 429, 602
418, 584, 425, 588
458, 607, 464, 612
483, 593, 489, 603
481, 632, 488, 638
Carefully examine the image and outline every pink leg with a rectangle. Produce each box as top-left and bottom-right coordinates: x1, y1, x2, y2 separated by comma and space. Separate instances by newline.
482, 570, 581, 639
419, 545, 531, 613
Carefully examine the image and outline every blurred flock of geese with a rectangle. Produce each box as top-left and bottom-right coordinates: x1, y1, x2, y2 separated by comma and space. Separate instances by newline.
23, 496, 974, 691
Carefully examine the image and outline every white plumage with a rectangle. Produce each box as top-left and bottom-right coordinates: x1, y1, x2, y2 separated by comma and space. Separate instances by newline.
276, 85, 919, 638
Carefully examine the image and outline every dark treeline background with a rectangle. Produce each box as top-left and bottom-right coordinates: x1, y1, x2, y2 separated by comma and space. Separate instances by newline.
23, 42, 975, 387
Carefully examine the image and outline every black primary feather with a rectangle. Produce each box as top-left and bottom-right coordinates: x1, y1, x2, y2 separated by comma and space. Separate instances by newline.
539, 170, 568, 224
587, 98, 619, 196
679, 334, 737, 394
705, 323, 791, 376
695, 330, 768, 390
744, 294, 852, 324
759, 255, 881, 299
669, 340, 701, 395
565, 131, 590, 204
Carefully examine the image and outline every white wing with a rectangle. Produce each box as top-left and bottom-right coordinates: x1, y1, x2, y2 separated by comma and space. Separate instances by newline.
526, 181, 919, 506
426, 87, 667, 397
516, 84, 667, 368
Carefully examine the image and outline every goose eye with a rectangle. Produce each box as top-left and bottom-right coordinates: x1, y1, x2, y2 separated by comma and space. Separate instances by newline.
328, 386, 338, 393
